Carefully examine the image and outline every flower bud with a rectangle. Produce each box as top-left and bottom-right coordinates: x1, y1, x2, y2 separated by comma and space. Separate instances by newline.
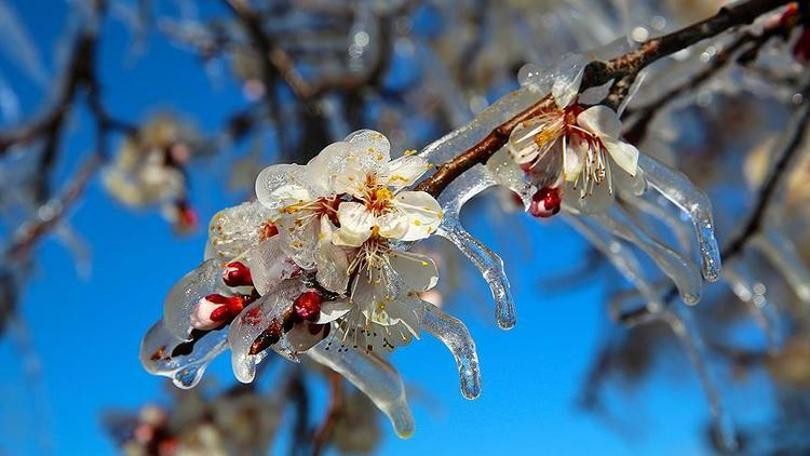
223, 261, 253, 287
529, 187, 562, 218
191, 294, 246, 330
293, 291, 322, 322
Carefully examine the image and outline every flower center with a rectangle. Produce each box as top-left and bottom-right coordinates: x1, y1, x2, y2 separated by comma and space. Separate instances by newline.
365, 186, 394, 214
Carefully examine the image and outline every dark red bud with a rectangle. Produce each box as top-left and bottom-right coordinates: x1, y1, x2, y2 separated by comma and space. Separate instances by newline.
293, 291, 322, 322
528, 187, 562, 218
204, 293, 246, 322
223, 261, 253, 287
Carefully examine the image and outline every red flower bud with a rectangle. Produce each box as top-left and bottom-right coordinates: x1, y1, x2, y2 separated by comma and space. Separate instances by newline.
528, 187, 561, 218
293, 291, 322, 322
223, 261, 253, 287
191, 294, 246, 330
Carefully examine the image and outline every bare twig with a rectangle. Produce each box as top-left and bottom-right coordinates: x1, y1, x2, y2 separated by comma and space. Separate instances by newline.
311, 371, 344, 456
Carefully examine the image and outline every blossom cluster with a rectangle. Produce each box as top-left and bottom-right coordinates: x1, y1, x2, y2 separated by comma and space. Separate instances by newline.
141, 130, 480, 437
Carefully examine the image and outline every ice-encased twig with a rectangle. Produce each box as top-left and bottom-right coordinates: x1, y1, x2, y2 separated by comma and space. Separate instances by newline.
421, 301, 482, 400
307, 340, 415, 438
418, 87, 541, 164
751, 227, 810, 305
722, 258, 782, 350
435, 166, 516, 329
637, 153, 722, 282
664, 305, 738, 452
563, 214, 664, 320
162, 259, 223, 341
140, 320, 228, 389
590, 204, 703, 305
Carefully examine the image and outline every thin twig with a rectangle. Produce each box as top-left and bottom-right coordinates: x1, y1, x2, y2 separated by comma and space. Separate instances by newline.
311, 371, 344, 456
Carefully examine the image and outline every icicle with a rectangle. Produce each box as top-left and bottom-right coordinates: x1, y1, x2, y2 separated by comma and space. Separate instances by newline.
722, 258, 782, 350
637, 153, 722, 282
663, 305, 738, 452
563, 214, 663, 320
307, 339, 415, 438
622, 192, 694, 254
421, 302, 482, 399
590, 205, 703, 305
437, 217, 516, 329
435, 166, 516, 329
751, 228, 810, 305
140, 320, 228, 389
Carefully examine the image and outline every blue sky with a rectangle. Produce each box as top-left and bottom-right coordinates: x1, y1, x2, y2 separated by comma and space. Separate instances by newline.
0, 2, 722, 454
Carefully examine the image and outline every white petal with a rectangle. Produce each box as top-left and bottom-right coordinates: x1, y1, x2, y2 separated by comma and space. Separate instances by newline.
389, 252, 439, 292
376, 212, 409, 240
332, 162, 368, 198
314, 217, 351, 294
306, 141, 352, 192
333, 202, 374, 247
550, 53, 586, 108
315, 300, 353, 324
576, 105, 622, 139
391, 191, 443, 241
551, 72, 582, 108
255, 164, 312, 211
345, 129, 391, 169
562, 136, 584, 182
603, 137, 639, 177
286, 323, 329, 352
380, 155, 430, 189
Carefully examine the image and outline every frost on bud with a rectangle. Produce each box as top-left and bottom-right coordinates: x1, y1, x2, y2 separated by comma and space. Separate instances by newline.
293, 291, 322, 322
223, 261, 253, 287
528, 187, 561, 218
191, 294, 246, 330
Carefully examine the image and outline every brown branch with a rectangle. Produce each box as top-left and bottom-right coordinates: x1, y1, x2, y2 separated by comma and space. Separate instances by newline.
415, 0, 795, 198
310, 371, 344, 456
5, 154, 103, 260
623, 10, 800, 144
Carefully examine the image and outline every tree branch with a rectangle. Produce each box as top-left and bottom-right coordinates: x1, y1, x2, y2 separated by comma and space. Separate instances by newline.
415, 0, 794, 198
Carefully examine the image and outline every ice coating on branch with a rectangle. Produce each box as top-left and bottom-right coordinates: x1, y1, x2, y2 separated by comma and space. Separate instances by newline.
307, 337, 415, 438
722, 258, 782, 350
162, 259, 225, 340
418, 87, 541, 164
664, 306, 738, 452
591, 205, 702, 305
140, 321, 227, 389
229, 281, 306, 383
623, 192, 693, 253
637, 153, 721, 282
421, 302, 482, 399
435, 166, 516, 329
752, 228, 810, 305
242, 237, 300, 297
564, 215, 664, 318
